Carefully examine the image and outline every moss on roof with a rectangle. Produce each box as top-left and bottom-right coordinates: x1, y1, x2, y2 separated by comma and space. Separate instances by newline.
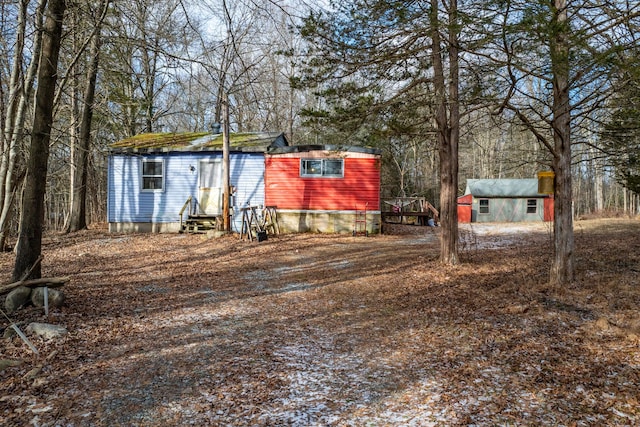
109, 132, 286, 152
109, 132, 210, 150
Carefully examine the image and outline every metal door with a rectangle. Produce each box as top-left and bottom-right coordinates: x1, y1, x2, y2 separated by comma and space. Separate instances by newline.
198, 160, 222, 214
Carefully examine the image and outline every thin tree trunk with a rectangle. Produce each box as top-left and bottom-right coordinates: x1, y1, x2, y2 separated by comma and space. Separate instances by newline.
0, 0, 46, 250
13, 0, 67, 281
67, 32, 102, 232
65, 10, 81, 232
592, 148, 604, 212
222, 93, 231, 232
0, 1, 27, 234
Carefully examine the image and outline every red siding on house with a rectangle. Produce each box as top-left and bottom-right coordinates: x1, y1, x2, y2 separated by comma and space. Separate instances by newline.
265, 157, 380, 210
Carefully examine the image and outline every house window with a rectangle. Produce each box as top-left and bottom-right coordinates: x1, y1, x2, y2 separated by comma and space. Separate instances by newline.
301, 158, 344, 177
527, 199, 537, 214
141, 159, 164, 191
479, 199, 489, 214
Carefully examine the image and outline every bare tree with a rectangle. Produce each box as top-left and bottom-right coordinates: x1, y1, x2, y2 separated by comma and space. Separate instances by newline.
102, 0, 190, 137
65, 0, 110, 232
191, 0, 309, 135
13, 0, 67, 280
0, 0, 46, 250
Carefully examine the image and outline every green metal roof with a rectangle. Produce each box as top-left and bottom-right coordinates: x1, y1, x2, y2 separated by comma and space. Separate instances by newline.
109, 131, 288, 153
465, 179, 543, 198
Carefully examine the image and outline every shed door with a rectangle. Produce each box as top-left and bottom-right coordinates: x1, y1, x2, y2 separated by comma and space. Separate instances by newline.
199, 160, 222, 214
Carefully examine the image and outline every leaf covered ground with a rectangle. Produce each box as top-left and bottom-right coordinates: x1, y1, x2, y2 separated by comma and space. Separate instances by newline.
1, 218, 639, 426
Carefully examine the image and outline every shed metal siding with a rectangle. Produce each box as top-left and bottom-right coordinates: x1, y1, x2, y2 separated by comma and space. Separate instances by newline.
462, 178, 553, 223
471, 197, 546, 222
265, 157, 380, 210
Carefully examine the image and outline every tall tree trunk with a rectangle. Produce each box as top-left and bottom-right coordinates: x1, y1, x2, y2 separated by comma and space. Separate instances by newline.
431, 0, 459, 265
549, 0, 574, 286
67, 33, 101, 232
0, 1, 27, 243
0, 0, 46, 250
65, 9, 81, 232
13, 0, 67, 281
446, 0, 460, 263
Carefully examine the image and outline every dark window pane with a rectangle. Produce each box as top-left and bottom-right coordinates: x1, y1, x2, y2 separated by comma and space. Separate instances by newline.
323, 159, 343, 176
143, 161, 162, 176
479, 199, 489, 214
302, 159, 322, 176
143, 177, 162, 190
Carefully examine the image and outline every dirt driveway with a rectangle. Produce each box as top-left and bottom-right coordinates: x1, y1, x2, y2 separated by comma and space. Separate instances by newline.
1, 220, 639, 426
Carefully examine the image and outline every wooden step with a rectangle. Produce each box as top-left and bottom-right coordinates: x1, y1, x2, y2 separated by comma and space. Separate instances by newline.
181, 216, 219, 234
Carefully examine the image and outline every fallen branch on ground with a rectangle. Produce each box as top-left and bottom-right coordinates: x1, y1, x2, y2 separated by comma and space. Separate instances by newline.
0, 277, 69, 295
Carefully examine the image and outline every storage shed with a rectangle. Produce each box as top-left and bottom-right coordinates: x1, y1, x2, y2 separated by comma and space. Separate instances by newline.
265, 145, 382, 234
107, 131, 288, 233
459, 179, 554, 223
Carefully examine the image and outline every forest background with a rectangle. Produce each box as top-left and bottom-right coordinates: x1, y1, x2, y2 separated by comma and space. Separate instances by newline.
0, 0, 639, 248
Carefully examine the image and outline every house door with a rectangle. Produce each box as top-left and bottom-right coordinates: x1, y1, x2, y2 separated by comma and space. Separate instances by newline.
199, 160, 222, 214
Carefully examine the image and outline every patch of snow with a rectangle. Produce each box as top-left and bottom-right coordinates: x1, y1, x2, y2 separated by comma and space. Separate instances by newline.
260, 337, 459, 426
459, 222, 551, 249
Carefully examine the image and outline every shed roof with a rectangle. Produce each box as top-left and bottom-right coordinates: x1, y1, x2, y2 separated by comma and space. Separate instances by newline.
465, 179, 544, 198
109, 131, 288, 154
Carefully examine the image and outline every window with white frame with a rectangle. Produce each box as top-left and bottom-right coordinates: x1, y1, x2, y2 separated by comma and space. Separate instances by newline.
527, 199, 537, 214
141, 159, 164, 191
300, 158, 344, 177
479, 199, 489, 214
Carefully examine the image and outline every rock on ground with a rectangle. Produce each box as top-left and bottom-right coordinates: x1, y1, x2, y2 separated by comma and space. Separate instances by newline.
26, 323, 68, 340
0, 359, 23, 371
31, 287, 65, 308
4, 286, 32, 313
